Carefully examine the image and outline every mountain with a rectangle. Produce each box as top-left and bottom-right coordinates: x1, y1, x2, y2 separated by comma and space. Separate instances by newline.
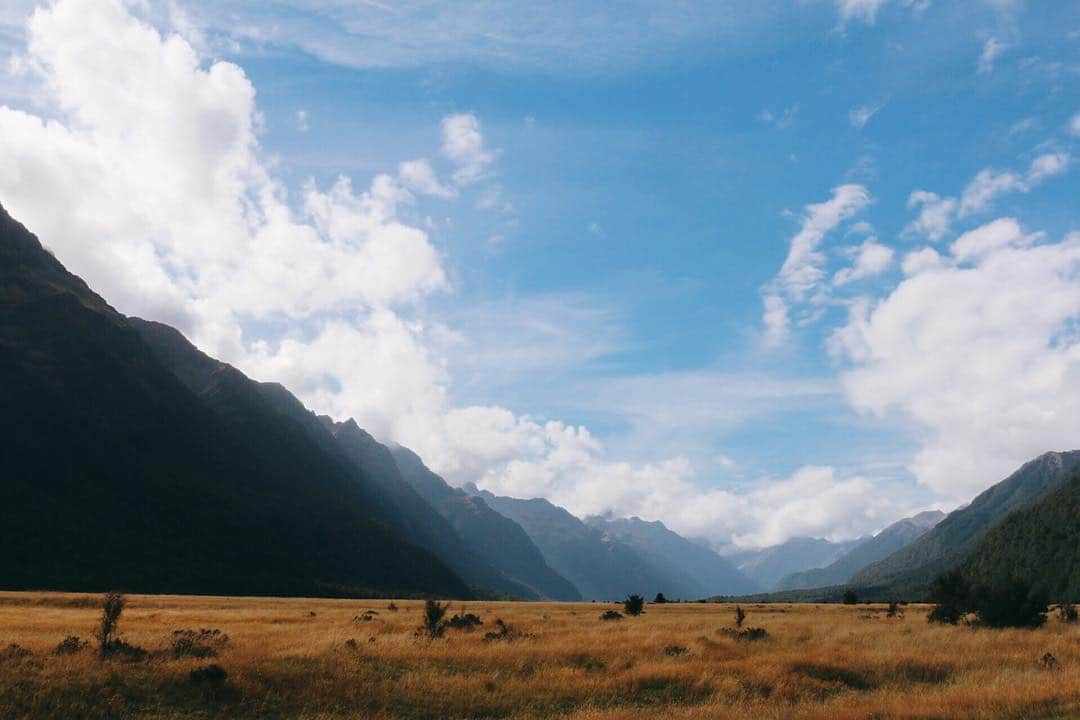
776, 510, 945, 591
0, 202, 468, 598
957, 472, 1080, 602
584, 515, 760, 597
469, 488, 695, 600
849, 451, 1080, 597
731, 536, 867, 591
390, 447, 580, 600
318, 420, 544, 599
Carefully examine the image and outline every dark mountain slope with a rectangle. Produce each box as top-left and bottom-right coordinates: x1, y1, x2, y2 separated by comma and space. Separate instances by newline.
958, 473, 1080, 602
777, 510, 944, 591
391, 447, 580, 600
0, 202, 467, 598
585, 515, 759, 597
470, 489, 692, 600
322, 419, 540, 599
849, 451, 1080, 597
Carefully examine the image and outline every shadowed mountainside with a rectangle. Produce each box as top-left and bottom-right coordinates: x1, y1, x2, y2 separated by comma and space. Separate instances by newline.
0, 202, 467, 598
391, 446, 581, 600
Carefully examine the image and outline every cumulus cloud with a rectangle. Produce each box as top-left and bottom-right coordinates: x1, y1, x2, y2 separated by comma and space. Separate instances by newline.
441, 113, 496, 187
905, 190, 958, 241
833, 237, 894, 285
397, 158, 456, 198
832, 218, 1080, 500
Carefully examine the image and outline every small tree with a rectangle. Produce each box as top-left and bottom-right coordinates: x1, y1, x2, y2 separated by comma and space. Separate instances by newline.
653, 592, 668, 604
927, 569, 969, 625
886, 599, 902, 618
623, 594, 645, 616
734, 606, 746, 628
842, 590, 857, 605
95, 592, 125, 658
419, 599, 450, 639
1058, 603, 1078, 624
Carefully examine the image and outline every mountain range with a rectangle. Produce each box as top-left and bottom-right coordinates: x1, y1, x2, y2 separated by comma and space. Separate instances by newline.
3, 201, 1075, 603
776, 510, 945, 591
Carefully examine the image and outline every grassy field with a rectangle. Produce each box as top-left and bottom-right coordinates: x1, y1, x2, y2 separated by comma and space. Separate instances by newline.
1, 591, 1078, 719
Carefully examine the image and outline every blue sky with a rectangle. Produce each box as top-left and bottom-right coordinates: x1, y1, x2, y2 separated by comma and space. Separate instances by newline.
1, 0, 1079, 547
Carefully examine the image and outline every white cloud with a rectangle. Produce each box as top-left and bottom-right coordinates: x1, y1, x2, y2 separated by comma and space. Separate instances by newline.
762, 294, 790, 348
833, 237, 894, 285
904, 190, 957, 242
835, 0, 891, 24
905, 152, 1071, 241
832, 218, 1080, 500
778, 185, 872, 301
1071, 112, 1080, 136
397, 158, 456, 198
958, 167, 1025, 216
441, 113, 496, 187
761, 185, 871, 345
849, 102, 883, 129
295, 108, 309, 132
978, 37, 1007, 74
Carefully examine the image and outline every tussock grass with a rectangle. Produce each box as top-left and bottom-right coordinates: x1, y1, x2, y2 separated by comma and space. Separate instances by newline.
0, 591, 1077, 719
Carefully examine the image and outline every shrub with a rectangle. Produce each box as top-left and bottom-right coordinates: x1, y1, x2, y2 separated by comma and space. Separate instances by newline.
170, 629, 229, 659
1058, 603, 1078, 624
95, 592, 125, 659
446, 613, 483, 631
927, 603, 964, 625
735, 606, 746, 628
887, 600, 902, 618
971, 579, 1047, 629
600, 610, 624, 621
418, 599, 450, 639
719, 627, 769, 642
386, 601, 399, 612
2, 643, 31, 661
664, 645, 689, 656
653, 593, 668, 604
623, 594, 645, 616
54, 636, 89, 655
842, 590, 858, 605
189, 664, 228, 687
484, 619, 524, 642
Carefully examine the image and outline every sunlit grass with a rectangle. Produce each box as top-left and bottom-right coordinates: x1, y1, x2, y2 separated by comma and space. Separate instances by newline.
1, 591, 1077, 719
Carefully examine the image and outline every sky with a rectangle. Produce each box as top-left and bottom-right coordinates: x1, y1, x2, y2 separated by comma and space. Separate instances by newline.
0, 0, 1078, 549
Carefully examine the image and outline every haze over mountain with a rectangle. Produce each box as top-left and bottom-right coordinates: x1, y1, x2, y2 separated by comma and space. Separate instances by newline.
0, 202, 467, 598
470, 487, 721, 600
585, 515, 759, 597
390, 445, 581, 600
730, 536, 868, 591
777, 510, 945, 591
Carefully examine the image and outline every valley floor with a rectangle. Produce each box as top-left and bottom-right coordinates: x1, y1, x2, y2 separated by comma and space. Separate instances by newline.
1, 591, 1078, 719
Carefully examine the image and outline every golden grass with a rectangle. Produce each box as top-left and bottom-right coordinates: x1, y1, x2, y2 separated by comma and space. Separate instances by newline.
1, 591, 1078, 719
